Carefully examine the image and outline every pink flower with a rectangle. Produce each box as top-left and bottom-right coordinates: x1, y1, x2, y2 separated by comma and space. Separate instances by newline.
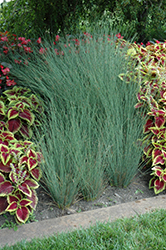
116, 33, 124, 39
54, 48, 59, 55
1, 67, 10, 75
17, 43, 22, 48
39, 47, 47, 54
14, 59, 22, 64
6, 78, 16, 86
146, 41, 151, 46
1, 36, 8, 42
24, 46, 33, 53
21, 39, 30, 45
156, 40, 160, 44
18, 37, 26, 41
37, 37, 42, 44
55, 35, 60, 42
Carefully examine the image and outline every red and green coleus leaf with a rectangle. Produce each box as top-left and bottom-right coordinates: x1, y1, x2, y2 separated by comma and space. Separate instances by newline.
143, 118, 154, 133
16, 206, 30, 224
3, 86, 31, 98
19, 109, 34, 125
7, 107, 19, 120
0, 180, 14, 196
18, 182, 32, 197
28, 189, 38, 210
6, 194, 32, 223
151, 165, 166, 181
2, 131, 15, 141
0, 197, 8, 214
0, 121, 7, 131
155, 115, 165, 128
19, 124, 32, 138
27, 149, 37, 158
30, 167, 42, 181
152, 149, 162, 160
0, 144, 11, 165
24, 179, 39, 189
143, 144, 153, 157
0, 172, 5, 183
36, 152, 44, 163
153, 178, 166, 194
0, 159, 12, 173
28, 157, 38, 170
153, 155, 165, 165
7, 118, 21, 133
0, 101, 5, 116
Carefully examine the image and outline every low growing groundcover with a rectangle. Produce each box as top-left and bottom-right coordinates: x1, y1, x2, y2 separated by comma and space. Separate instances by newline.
1, 208, 166, 250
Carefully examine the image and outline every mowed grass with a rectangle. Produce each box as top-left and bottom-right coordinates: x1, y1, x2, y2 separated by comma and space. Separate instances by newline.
1, 209, 166, 250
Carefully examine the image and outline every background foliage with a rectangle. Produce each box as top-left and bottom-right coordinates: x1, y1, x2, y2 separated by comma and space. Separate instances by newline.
0, 0, 166, 42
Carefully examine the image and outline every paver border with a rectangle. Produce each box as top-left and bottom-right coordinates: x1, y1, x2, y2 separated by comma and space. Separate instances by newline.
0, 195, 166, 248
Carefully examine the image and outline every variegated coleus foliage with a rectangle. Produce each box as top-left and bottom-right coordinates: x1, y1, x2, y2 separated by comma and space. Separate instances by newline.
0, 130, 43, 224
0, 86, 43, 139
119, 40, 166, 194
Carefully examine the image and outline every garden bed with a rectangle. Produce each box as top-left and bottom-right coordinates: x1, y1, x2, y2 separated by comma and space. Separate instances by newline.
0, 171, 164, 228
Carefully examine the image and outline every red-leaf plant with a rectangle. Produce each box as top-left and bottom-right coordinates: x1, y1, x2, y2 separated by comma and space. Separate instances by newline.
121, 40, 166, 194
0, 131, 42, 224
0, 86, 43, 139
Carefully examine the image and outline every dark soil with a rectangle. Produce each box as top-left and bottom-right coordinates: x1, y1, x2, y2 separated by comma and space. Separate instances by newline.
0, 172, 165, 228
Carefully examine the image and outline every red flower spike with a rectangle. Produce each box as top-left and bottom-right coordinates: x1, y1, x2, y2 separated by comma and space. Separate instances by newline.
0, 181, 14, 196
0, 197, 8, 214
7, 118, 21, 133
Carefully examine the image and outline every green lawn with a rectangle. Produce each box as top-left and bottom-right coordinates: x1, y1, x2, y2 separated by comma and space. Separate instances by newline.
1, 209, 166, 250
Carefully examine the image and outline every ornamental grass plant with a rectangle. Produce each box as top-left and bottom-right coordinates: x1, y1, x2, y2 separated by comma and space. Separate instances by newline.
9, 28, 146, 207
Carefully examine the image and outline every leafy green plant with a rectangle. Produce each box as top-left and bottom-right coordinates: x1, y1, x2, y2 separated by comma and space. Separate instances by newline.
120, 40, 166, 194
0, 131, 42, 224
0, 86, 43, 139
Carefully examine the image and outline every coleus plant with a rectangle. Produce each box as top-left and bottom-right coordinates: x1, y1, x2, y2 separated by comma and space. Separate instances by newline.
120, 39, 166, 194
0, 86, 43, 139
0, 131, 43, 224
